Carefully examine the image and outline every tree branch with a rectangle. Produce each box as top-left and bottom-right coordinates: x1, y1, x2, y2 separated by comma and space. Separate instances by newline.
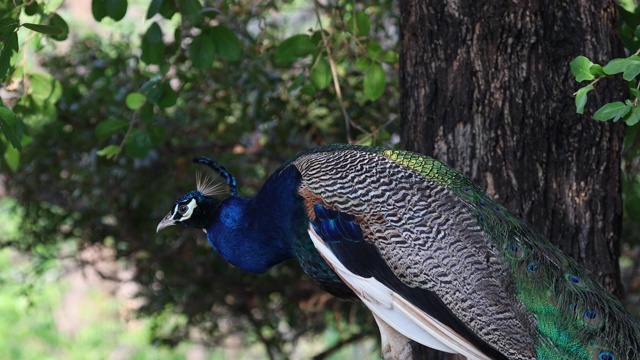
312, 331, 373, 360
313, 0, 353, 143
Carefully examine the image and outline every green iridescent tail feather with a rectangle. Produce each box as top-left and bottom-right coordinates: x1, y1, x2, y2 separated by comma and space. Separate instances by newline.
382, 148, 640, 359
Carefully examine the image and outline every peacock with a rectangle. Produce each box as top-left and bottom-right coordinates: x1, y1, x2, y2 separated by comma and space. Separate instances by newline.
157, 144, 640, 360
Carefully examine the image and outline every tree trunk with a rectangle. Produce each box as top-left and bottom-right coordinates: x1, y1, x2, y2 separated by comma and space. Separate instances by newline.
399, 0, 625, 358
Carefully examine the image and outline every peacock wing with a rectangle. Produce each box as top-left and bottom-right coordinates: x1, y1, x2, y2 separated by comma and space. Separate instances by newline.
291, 147, 538, 360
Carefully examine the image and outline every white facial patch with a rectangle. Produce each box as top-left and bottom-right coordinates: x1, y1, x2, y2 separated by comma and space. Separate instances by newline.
175, 198, 197, 221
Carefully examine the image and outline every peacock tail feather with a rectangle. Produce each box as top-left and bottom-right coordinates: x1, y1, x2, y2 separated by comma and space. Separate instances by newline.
382, 148, 640, 359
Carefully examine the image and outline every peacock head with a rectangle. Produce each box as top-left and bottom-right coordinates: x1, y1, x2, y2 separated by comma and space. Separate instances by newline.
156, 157, 237, 233
156, 190, 220, 231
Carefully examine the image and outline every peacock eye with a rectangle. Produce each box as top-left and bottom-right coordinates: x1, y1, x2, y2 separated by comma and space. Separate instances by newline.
178, 204, 189, 215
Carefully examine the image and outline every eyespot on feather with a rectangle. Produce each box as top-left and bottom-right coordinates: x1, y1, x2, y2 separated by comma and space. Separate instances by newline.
582, 309, 603, 328
565, 273, 586, 288
506, 243, 524, 259
519, 261, 545, 286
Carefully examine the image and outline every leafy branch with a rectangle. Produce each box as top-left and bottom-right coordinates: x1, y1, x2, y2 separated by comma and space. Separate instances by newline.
2, 1, 400, 170
0, 1, 69, 170
313, 0, 353, 143
273, 4, 397, 144
571, 47, 640, 125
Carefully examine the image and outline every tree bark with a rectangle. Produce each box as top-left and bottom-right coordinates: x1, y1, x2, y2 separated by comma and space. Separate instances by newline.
399, 0, 625, 358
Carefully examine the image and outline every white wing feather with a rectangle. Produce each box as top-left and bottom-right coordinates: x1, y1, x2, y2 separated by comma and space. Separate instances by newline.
308, 226, 491, 360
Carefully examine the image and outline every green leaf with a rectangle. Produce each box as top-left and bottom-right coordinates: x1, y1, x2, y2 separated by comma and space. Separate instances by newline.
289, 73, 305, 92
97, 144, 120, 159
589, 64, 606, 77
354, 57, 372, 71
603, 58, 627, 74
623, 58, 640, 80
349, 11, 370, 37
138, 80, 175, 108
310, 30, 323, 46
139, 78, 161, 94
124, 130, 152, 158
603, 56, 640, 75
300, 83, 315, 96
210, 26, 242, 61
189, 29, 216, 70
624, 119, 639, 152
0, 18, 18, 37
141, 22, 164, 65
95, 119, 128, 142
363, 62, 385, 101
355, 134, 373, 147
92, 0, 107, 21
47, 13, 69, 41
200, 7, 219, 17
173, 26, 182, 50
20, 134, 32, 147
21, 23, 62, 35
179, 0, 202, 22
635, 25, 640, 40
157, 82, 176, 108
274, 34, 317, 65
0, 106, 21, 150
157, 0, 177, 19
593, 101, 631, 122
366, 39, 384, 61
379, 50, 399, 64
376, 129, 391, 143
0, 2, 16, 21
104, 0, 128, 21
620, 7, 640, 33
569, 56, 595, 82
4, 30, 17, 52
630, 87, 640, 99
24, 2, 39, 16
143, 21, 163, 42
574, 84, 593, 114
29, 72, 63, 105
4, 143, 19, 171
625, 106, 640, 126
125, 92, 146, 110
310, 57, 331, 90
139, 102, 155, 125
146, 0, 163, 19
144, 81, 163, 103
0, 33, 18, 79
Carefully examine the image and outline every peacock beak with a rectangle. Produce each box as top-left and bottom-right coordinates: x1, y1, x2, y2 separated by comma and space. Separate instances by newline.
156, 212, 176, 232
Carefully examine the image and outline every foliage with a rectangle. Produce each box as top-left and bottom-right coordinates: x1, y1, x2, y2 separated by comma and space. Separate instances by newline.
570, 2, 640, 124
0, 0, 399, 357
0, 1, 69, 169
0, 0, 399, 170
570, 1, 640, 312
570, 55, 640, 124
0, 247, 218, 360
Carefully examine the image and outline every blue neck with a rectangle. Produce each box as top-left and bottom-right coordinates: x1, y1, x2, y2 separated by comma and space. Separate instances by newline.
204, 166, 306, 273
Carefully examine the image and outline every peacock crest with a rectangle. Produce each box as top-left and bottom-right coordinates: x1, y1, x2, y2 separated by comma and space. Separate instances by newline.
195, 170, 228, 197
